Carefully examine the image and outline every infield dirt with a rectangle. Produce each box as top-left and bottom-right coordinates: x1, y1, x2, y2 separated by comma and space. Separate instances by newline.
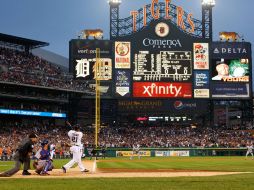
1, 160, 249, 179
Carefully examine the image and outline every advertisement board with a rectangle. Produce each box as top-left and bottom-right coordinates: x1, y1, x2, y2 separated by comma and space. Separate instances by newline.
193, 43, 209, 69
69, 39, 112, 77
115, 70, 131, 97
194, 71, 209, 98
133, 82, 192, 98
194, 89, 210, 98
116, 151, 151, 157
211, 42, 251, 59
69, 39, 113, 97
117, 99, 209, 114
155, 151, 189, 157
115, 41, 131, 69
0, 109, 66, 118
211, 83, 250, 98
170, 151, 190, 157
210, 42, 252, 99
155, 151, 170, 157
194, 71, 209, 88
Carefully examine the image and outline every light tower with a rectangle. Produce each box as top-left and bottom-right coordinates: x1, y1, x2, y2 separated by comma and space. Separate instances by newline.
108, 0, 122, 39
202, 0, 215, 40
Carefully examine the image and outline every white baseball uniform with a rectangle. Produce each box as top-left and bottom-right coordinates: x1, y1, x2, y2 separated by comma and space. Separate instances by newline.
130, 144, 141, 160
63, 130, 85, 171
246, 145, 253, 158
50, 144, 55, 160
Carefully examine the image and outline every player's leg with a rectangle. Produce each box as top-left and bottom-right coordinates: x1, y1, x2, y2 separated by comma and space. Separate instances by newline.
41, 160, 53, 175
246, 151, 249, 158
63, 146, 77, 172
1, 160, 22, 176
22, 157, 31, 175
251, 152, 254, 159
63, 159, 75, 170
130, 151, 133, 160
35, 160, 45, 174
50, 150, 55, 160
75, 147, 86, 172
138, 151, 141, 159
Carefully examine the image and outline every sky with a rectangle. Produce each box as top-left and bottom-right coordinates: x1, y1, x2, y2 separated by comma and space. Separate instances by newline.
0, 0, 253, 58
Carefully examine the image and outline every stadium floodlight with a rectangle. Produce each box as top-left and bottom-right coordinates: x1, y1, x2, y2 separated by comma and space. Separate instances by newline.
108, 0, 122, 4
202, 0, 215, 6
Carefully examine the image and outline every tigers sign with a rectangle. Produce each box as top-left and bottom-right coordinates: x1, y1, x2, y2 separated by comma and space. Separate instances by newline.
131, 0, 195, 33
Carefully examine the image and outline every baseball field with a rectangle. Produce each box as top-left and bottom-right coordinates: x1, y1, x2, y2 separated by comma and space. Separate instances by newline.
1, 157, 254, 190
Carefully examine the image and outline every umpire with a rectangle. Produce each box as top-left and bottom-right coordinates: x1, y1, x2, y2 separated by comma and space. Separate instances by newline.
0, 133, 38, 177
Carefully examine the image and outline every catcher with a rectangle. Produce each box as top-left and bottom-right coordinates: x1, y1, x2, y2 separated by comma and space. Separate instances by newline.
33, 140, 54, 175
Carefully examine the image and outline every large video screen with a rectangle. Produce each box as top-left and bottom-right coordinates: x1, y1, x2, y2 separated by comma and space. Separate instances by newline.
210, 42, 252, 99
210, 58, 251, 99
69, 39, 112, 80
211, 59, 249, 82
69, 39, 113, 97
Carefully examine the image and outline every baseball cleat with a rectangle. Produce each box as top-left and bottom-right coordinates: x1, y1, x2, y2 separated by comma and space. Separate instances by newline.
62, 166, 66, 173
81, 169, 89, 173
22, 170, 31, 175
0, 173, 11, 177
40, 171, 50, 176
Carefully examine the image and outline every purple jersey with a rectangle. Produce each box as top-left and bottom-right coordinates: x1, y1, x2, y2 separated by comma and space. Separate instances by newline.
40, 149, 50, 160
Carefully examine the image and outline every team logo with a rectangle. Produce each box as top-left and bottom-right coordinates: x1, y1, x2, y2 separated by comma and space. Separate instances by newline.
116, 42, 130, 56
155, 22, 170, 37
75, 59, 90, 78
174, 101, 184, 110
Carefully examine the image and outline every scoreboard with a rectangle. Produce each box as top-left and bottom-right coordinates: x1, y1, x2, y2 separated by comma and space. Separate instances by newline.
69, 15, 252, 101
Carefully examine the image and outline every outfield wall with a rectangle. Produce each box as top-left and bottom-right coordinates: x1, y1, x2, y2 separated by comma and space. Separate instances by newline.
98, 148, 247, 157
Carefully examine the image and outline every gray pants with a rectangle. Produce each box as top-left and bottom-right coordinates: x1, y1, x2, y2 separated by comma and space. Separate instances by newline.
3, 152, 30, 176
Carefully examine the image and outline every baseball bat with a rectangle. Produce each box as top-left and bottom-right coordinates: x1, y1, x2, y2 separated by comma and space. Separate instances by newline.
66, 121, 72, 128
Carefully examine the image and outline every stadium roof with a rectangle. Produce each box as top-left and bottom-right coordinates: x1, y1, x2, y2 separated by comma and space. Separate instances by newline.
0, 33, 49, 50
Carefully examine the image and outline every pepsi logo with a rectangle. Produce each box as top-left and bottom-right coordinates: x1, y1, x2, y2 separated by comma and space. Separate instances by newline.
174, 101, 184, 110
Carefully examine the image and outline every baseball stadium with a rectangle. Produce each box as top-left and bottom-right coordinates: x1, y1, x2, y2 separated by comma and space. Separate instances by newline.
0, 0, 254, 189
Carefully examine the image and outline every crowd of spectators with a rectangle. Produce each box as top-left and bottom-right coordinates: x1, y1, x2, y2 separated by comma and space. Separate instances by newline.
1, 121, 254, 160
99, 125, 254, 148
0, 47, 92, 91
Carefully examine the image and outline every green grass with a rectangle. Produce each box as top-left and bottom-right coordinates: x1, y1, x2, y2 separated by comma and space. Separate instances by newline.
1, 174, 254, 190
0, 159, 71, 172
1, 157, 254, 190
97, 157, 254, 172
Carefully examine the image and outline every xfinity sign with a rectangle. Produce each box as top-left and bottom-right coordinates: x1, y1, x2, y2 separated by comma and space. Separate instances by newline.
133, 82, 192, 98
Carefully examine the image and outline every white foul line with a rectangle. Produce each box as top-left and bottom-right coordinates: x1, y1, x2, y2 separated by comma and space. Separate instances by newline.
92, 159, 97, 173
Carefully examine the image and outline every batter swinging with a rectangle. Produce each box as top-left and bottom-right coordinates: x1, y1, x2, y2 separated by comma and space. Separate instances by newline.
62, 121, 89, 173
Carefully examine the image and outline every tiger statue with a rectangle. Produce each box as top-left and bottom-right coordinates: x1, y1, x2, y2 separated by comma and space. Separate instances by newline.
80, 29, 103, 39
219, 32, 240, 42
